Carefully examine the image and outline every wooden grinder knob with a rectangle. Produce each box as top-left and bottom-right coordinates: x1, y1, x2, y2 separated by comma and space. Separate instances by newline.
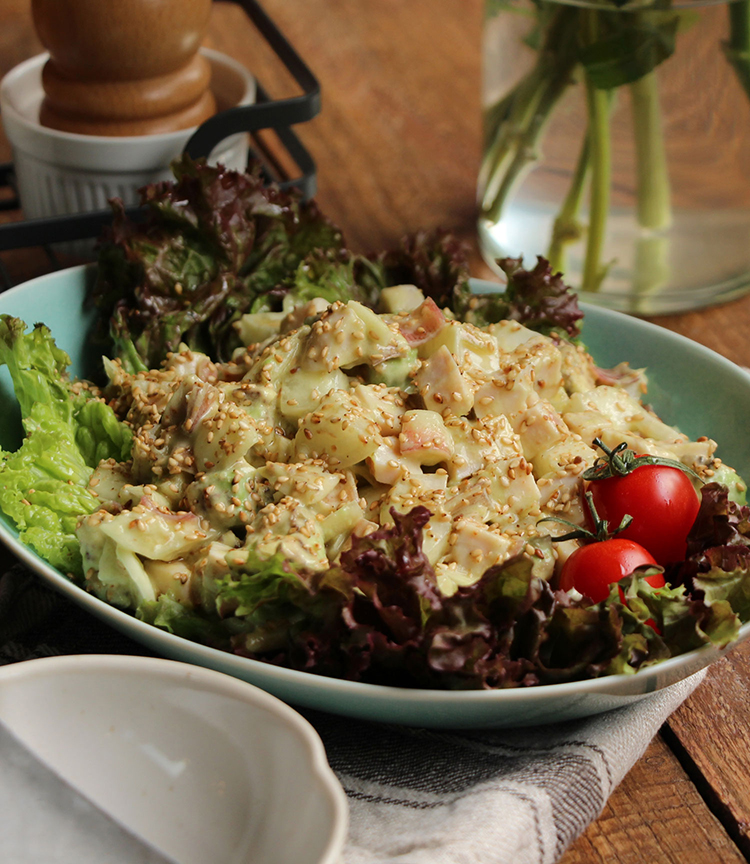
32, 0, 217, 136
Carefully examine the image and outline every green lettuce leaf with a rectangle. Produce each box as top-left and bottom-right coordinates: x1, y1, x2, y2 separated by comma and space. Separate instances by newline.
138, 595, 231, 648
93, 156, 349, 367
0, 316, 133, 576
214, 548, 349, 666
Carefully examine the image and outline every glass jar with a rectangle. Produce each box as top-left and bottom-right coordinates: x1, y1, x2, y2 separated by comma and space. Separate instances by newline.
478, 0, 750, 315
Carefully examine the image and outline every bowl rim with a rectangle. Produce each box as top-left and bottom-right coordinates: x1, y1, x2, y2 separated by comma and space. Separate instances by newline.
1, 263, 750, 728
0, 653, 350, 864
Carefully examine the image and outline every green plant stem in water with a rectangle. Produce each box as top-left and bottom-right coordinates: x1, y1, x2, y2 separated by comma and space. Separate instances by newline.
582, 82, 613, 293
725, 0, 750, 99
480, 4, 580, 224
479, 67, 556, 212
632, 234, 670, 308
482, 69, 578, 225
580, 5, 614, 295
547, 134, 590, 275
630, 71, 672, 231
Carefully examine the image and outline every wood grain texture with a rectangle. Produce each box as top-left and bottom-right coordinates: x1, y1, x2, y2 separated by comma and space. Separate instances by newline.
208, 0, 483, 254
665, 641, 750, 857
2, 2, 750, 860
561, 735, 746, 864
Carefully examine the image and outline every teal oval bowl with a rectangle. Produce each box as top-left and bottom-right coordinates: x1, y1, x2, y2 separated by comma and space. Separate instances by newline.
0, 264, 748, 729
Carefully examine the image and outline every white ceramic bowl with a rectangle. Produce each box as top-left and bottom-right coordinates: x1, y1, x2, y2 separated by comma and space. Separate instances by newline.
0, 48, 255, 226
0, 655, 348, 864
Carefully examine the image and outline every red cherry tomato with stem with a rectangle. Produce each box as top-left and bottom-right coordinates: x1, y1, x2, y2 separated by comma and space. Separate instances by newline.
560, 538, 664, 604
586, 462, 700, 566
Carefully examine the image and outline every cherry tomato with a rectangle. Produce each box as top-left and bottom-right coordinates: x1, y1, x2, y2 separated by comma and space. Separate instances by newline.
560, 538, 664, 603
586, 464, 700, 566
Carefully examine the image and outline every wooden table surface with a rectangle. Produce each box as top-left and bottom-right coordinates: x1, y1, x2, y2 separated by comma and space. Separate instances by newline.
2, 1, 750, 861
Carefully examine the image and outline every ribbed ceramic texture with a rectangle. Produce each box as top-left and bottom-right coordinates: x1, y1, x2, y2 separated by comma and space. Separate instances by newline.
0, 49, 254, 254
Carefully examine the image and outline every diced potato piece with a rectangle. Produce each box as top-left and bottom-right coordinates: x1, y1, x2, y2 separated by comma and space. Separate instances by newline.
143, 558, 193, 604
399, 410, 454, 466
516, 400, 569, 462
531, 435, 596, 479
444, 459, 541, 530
260, 461, 341, 508
514, 337, 567, 409
247, 498, 329, 571
414, 345, 476, 416
422, 513, 453, 567
192, 398, 261, 473
295, 389, 383, 469
153, 473, 192, 510
376, 475, 448, 524
486, 319, 538, 352
659, 437, 717, 470
185, 461, 260, 532
96, 500, 216, 561
473, 412, 523, 456
473, 368, 537, 420
278, 366, 349, 422
301, 301, 409, 372
394, 298, 446, 347
234, 311, 285, 346
320, 501, 365, 543
367, 437, 411, 485
246, 418, 295, 466
443, 415, 514, 481
564, 387, 680, 444
435, 561, 480, 597
379, 284, 426, 314
420, 319, 499, 374
88, 458, 135, 506
229, 381, 277, 427
475, 336, 566, 413
443, 517, 522, 581
350, 301, 408, 355
537, 474, 586, 526
350, 383, 406, 435
316, 470, 361, 516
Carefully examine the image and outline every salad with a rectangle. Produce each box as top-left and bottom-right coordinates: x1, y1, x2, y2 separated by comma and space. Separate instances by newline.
1, 159, 749, 690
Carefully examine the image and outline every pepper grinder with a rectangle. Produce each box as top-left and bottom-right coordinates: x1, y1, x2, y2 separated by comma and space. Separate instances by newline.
32, 0, 216, 136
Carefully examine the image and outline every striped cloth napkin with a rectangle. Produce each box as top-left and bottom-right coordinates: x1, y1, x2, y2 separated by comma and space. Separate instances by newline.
0, 565, 704, 864
303, 673, 702, 864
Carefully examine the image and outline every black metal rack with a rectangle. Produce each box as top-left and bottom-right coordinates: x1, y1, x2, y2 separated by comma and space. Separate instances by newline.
0, 0, 320, 288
